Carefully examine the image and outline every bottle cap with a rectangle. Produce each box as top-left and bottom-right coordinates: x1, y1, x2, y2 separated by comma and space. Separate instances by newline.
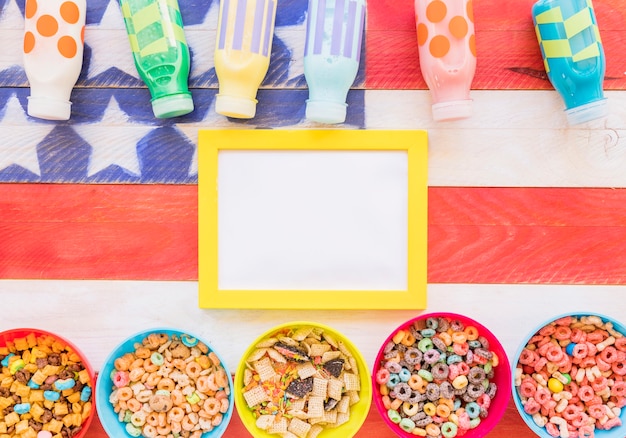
152, 93, 194, 119
215, 94, 258, 119
305, 100, 347, 124
432, 99, 473, 122
565, 99, 608, 125
27, 96, 72, 121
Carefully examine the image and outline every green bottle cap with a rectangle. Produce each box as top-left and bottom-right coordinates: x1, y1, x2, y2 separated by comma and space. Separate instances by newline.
151, 93, 194, 119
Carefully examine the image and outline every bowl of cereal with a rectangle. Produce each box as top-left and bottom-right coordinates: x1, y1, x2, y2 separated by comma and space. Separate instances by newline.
512, 312, 626, 438
96, 328, 234, 438
0, 328, 96, 438
372, 313, 511, 438
235, 321, 372, 438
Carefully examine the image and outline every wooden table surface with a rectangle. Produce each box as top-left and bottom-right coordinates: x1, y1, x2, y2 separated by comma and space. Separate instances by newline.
1, 0, 626, 437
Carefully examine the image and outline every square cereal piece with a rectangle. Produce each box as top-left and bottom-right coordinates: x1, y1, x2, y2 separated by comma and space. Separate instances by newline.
287, 417, 311, 438
343, 372, 360, 391
311, 378, 328, 398
306, 396, 325, 419
347, 390, 360, 405
291, 327, 313, 342
54, 402, 69, 417
327, 378, 344, 401
337, 395, 350, 413
3, 412, 19, 427
255, 414, 275, 430
28, 390, 44, 403
77, 369, 91, 385
21, 427, 37, 438
253, 357, 276, 382
13, 337, 29, 351
309, 343, 330, 357
289, 398, 306, 411
296, 362, 317, 380
328, 411, 350, 428
14, 419, 29, 435
322, 408, 337, 424
0, 422, 6, 434
281, 432, 298, 438
267, 417, 288, 434
47, 418, 64, 434
321, 351, 341, 363
308, 424, 324, 438
243, 385, 269, 408
26, 333, 37, 348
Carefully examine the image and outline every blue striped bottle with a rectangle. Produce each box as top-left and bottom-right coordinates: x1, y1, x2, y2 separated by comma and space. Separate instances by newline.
532, 0, 608, 124
304, 0, 366, 124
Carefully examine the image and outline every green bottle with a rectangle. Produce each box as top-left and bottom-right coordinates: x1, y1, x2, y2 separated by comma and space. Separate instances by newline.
119, 0, 194, 118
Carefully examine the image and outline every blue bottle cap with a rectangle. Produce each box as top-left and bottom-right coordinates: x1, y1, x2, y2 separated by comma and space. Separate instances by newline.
305, 100, 347, 124
565, 99, 608, 125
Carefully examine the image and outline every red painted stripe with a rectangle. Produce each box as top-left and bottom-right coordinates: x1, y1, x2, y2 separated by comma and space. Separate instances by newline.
2, 184, 626, 284
85, 394, 534, 437
365, 0, 626, 90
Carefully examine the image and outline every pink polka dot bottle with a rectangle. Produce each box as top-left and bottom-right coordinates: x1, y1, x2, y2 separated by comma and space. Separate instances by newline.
23, 0, 86, 120
414, 0, 476, 122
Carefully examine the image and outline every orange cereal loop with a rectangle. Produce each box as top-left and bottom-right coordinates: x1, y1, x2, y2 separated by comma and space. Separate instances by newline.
58, 35, 77, 58
430, 35, 450, 58
24, 31, 36, 54
449, 16, 469, 39
416, 22, 429, 46
25, 0, 38, 19
466, 0, 474, 22
37, 14, 59, 37
469, 34, 476, 57
60, 1, 80, 24
426, 0, 447, 23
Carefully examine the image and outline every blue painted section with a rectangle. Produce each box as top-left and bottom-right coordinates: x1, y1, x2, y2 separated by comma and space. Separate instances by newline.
0, 0, 367, 184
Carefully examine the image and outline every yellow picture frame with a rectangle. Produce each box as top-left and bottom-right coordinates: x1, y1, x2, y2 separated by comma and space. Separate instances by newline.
198, 129, 428, 309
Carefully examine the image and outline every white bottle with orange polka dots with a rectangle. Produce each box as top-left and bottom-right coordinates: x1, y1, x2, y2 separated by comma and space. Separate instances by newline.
415, 0, 476, 121
23, 0, 86, 120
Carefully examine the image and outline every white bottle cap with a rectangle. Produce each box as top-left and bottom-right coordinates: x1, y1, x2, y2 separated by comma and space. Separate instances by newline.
27, 96, 72, 121
152, 94, 194, 119
215, 94, 257, 119
305, 100, 347, 124
565, 99, 609, 125
432, 99, 473, 122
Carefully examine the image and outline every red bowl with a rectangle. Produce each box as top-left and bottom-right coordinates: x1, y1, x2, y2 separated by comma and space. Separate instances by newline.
372, 312, 511, 437
0, 328, 96, 438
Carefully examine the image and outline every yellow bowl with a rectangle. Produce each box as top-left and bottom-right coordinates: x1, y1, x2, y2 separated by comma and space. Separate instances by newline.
235, 321, 372, 438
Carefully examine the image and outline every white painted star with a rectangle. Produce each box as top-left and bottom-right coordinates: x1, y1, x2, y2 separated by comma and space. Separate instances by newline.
85, 0, 139, 79
0, 1, 24, 72
175, 98, 258, 176
274, 20, 307, 82
187, 1, 219, 80
73, 96, 152, 177
0, 94, 55, 176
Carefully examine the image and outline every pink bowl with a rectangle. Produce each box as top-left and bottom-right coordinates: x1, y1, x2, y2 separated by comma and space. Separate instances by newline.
0, 328, 96, 438
372, 312, 511, 437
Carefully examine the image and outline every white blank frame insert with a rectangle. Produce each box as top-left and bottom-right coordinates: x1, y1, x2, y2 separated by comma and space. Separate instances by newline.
198, 129, 428, 309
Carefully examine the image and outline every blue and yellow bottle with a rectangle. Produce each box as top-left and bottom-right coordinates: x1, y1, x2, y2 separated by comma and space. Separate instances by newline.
214, 0, 277, 119
532, 0, 608, 124
303, 0, 366, 124
119, 0, 194, 118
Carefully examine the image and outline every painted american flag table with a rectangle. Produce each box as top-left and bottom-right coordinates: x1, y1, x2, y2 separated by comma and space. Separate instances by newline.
1, 0, 626, 436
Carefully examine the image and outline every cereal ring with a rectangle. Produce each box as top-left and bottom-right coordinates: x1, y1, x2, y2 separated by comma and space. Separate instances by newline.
392, 382, 412, 401
423, 402, 436, 416
423, 349, 440, 365
436, 403, 450, 418
126, 398, 142, 412
611, 380, 626, 397
523, 397, 540, 415
453, 342, 469, 356
468, 366, 485, 384
404, 347, 422, 365
142, 424, 157, 438
407, 374, 422, 390
577, 385, 594, 402
466, 383, 485, 399
376, 368, 390, 385
385, 361, 402, 374
441, 421, 458, 438
588, 404, 605, 419
402, 401, 419, 417
615, 337, 626, 352
554, 326, 572, 341
431, 362, 449, 380
113, 371, 130, 388
399, 368, 412, 382
117, 386, 133, 401
399, 417, 416, 432
612, 360, 626, 376
157, 377, 175, 392
425, 383, 440, 401
203, 397, 220, 416
185, 361, 202, 379
440, 381, 454, 399
539, 325, 556, 336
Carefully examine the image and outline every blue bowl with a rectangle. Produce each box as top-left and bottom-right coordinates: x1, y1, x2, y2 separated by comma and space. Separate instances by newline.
512, 312, 626, 438
96, 328, 234, 438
